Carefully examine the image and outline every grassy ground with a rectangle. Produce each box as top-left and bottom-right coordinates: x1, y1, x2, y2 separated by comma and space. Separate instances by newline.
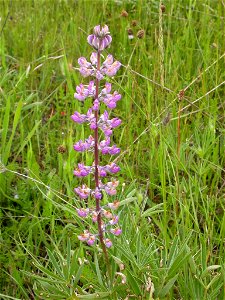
0, 0, 225, 299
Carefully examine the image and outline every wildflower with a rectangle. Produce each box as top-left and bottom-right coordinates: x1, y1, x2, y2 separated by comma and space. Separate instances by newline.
103, 210, 113, 219
109, 215, 119, 225
91, 211, 98, 222
110, 228, 122, 236
105, 238, 112, 248
72, 25, 122, 251
77, 208, 89, 218
74, 184, 91, 199
108, 201, 120, 210
74, 163, 91, 177
92, 188, 102, 200
78, 230, 90, 241
87, 235, 96, 246
71, 111, 87, 124
106, 163, 120, 174
87, 25, 112, 51
74, 84, 90, 101
73, 135, 95, 152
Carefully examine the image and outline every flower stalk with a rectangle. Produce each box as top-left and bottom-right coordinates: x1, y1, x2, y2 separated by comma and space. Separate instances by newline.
94, 47, 110, 271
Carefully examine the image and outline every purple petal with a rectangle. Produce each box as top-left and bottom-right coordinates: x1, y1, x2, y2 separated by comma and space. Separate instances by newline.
111, 118, 121, 128
105, 238, 112, 248
110, 228, 122, 236
87, 235, 96, 246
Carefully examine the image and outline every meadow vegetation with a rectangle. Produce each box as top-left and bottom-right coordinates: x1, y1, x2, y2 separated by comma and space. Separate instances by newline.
0, 0, 224, 299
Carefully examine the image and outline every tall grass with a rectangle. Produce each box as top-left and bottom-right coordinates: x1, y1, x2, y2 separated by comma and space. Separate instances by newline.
0, 1, 224, 299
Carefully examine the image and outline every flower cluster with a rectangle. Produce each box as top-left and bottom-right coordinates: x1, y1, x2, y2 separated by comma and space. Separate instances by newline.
78, 54, 121, 81
71, 25, 122, 248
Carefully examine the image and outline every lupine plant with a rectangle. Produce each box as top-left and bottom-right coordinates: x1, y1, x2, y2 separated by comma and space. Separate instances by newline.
71, 25, 122, 272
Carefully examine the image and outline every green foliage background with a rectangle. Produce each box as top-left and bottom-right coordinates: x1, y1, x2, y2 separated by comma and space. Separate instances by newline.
0, 0, 224, 299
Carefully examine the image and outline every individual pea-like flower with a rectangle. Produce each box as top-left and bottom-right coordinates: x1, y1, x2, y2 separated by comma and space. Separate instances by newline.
78, 230, 90, 241
103, 209, 113, 219
72, 25, 122, 249
108, 200, 120, 210
99, 179, 119, 196
110, 228, 122, 236
74, 184, 91, 199
105, 238, 112, 248
78, 57, 92, 68
77, 208, 89, 218
97, 163, 120, 176
87, 235, 96, 246
106, 163, 121, 174
92, 99, 100, 111
74, 163, 91, 177
109, 215, 119, 225
100, 144, 121, 155
102, 55, 121, 77
99, 87, 122, 109
74, 84, 90, 101
90, 52, 97, 65
92, 188, 102, 200
71, 111, 87, 124
73, 135, 95, 152
97, 111, 122, 136
98, 166, 107, 177
102, 91, 122, 109
74, 81, 96, 102
104, 180, 119, 196
91, 211, 98, 223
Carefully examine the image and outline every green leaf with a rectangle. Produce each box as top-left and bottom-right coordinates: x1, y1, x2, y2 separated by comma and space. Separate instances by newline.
119, 197, 137, 206
23, 271, 66, 285
32, 262, 67, 282
94, 252, 103, 287
14, 120, 41, 161
69, 250, 79, 279
158, 274, 179, 298
126, 269, 142, 295
47, 248, 65, 278
141, 203, 164, 217
3, 99, 23, 164
73, 264, 84, 287
78, 292, 111, 299
0, 294, 21, 300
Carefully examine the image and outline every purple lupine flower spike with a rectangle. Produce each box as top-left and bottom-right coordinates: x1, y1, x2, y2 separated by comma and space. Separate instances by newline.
71, 25, 122, 251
